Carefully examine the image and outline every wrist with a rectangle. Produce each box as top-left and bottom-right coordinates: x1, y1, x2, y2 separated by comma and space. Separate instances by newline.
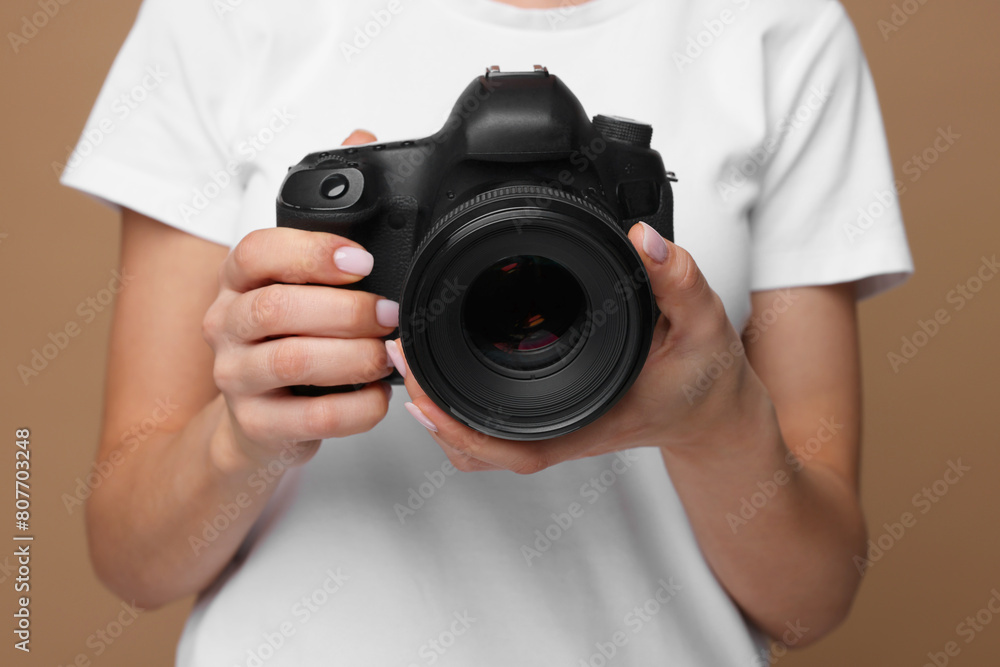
208, 398, 318, 487
662, 369, 786, 464
207, 398, 283, 482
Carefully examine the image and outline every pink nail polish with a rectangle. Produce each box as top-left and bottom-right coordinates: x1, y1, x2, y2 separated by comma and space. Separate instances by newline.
405, 402, 438, 432
376, 299, 399, 328
639, 222, 668, 264
333, 246, 374, 276
385, 340, 407, 378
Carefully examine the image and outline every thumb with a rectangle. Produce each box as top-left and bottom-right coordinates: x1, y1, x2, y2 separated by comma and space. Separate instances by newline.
627, 222, 721, 329
342, 129, 377, 145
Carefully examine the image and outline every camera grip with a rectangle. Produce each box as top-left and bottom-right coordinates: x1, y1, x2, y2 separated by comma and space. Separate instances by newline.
639, 182, 674, 243
277, 197, 418, 395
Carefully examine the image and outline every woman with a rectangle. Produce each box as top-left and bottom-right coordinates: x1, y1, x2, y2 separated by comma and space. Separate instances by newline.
62, 0, 912, 663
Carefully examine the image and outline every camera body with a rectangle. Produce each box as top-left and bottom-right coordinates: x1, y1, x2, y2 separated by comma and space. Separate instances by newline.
277, 67, 675, 440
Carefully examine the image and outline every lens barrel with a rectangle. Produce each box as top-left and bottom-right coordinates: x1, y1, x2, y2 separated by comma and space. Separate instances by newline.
399, 185, 655, 440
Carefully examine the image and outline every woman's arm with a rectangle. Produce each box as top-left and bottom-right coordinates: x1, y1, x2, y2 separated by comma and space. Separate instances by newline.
88, 209, 271, 608
87, 135, 396, 608
658, 283, 865, 646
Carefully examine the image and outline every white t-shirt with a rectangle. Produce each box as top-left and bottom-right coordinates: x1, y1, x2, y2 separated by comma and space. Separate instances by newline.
62, 0, 913, 665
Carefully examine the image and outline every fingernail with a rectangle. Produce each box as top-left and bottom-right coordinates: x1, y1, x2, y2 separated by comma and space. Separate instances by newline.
385, 340, 406, 378
405, 402, 438, 432
376, 299, 399, 328
333, 246, 374, 276
639, 222, 668, 264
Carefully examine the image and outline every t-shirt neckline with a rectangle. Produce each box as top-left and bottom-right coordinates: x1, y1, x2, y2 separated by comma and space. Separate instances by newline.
431, 0, 647, 31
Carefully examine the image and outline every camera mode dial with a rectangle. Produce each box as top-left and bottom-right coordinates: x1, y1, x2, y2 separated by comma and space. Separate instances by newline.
593, 115, 653, 148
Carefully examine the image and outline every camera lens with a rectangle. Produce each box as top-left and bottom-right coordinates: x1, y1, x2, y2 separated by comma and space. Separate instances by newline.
463, 255, 588, 373
400, 185, 656, 440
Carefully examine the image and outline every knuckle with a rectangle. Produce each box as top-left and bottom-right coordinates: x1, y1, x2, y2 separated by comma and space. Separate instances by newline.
302, 397, 342, 437
353, 385, 389, 432
289, 233, 332, 283
709, 294, 730, 329
448, 454, 479, 473
310, 233, 336, 269
201, 304, 223, 345
373, 387, 392, 414
342, 291, 365, 330
673, 251, 705, 295
267, 340, 308, 383
510, 454, 548, 476
360, 340, 386, 380
359, 389, 390, 428
212, 354, 240, 391
248, 285, 288, 332
446, 436, 505, 473
233, 403, 268, 443
233, 229, 268, 273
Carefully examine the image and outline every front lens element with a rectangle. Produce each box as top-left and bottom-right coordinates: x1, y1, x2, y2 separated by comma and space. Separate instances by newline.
463, 256, 587, 372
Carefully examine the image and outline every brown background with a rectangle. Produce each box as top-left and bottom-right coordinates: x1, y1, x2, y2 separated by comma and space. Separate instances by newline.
1, 0, 998, 665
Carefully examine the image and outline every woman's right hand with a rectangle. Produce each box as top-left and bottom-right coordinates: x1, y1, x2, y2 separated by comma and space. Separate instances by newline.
201, 226, 398, 469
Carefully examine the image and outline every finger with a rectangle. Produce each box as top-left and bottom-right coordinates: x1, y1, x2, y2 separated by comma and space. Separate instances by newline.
232, 382, 392, 444
224, 337, 392, 394
342, 129, 377, 145
389, 339, 556, 474
225, 284, 398, 342
222, 228, 377, 293
627, 223, 727, 335
436, 437, 505, 472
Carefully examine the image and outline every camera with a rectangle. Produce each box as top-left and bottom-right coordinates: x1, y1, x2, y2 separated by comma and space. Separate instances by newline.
277, 66, 676, 440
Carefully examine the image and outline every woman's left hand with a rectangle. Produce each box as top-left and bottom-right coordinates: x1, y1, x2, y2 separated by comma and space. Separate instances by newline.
386, 221, 771, 473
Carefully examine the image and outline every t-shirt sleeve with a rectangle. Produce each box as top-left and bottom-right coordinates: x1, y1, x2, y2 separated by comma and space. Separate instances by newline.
749, 1, 913, 300
59, 0, 251, 247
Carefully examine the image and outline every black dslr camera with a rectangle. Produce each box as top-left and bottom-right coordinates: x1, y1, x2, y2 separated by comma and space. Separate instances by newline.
277, 67, 675, 440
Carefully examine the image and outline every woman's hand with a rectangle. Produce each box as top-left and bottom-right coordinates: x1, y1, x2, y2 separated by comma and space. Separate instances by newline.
202, 131, 398, 470
387, 222, 770, 472
391, 223, 867, 642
